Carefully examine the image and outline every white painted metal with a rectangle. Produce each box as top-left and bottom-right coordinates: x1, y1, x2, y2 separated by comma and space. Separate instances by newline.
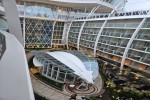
62, 22, 67, 45
52, 21, 57, 46
77, 21, 86, 50
66, 21, 72, 49
51, 65, 54, 77
0, 30, 34, 100
64, 71, 67, 82
93, 5, 119, 57
2, 0, 23, 45
33, 57, 44, 67
23, 18, 26, 47
46, 66, 49, 76
120, 11, 150, 72
47, 51, 93, 83
77, 5, 100, 50
56, 68, 60, 81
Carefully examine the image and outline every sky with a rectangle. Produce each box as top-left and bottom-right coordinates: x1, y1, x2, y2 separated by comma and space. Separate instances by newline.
125, 0, 150, 11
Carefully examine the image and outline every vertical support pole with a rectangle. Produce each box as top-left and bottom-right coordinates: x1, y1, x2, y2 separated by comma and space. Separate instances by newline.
51, 65, 54, 77
72, 75, 76, 84
66, 21, 73, 49
64, 71, 67, 82
93, 4, 121, 57
2, 0, 23, 45
120, 11, 150, 72
52, 21, 57, 47
23, 18, 26, 47
46, 66, 49, 76
56, 68, 60, 81
77, 5, 101, 50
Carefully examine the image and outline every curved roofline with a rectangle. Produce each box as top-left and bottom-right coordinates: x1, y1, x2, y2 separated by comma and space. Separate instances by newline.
17, 0, 114, 13
47, 51, 94, 83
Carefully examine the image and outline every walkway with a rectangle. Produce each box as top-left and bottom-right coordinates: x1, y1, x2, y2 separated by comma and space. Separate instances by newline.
31, 73, 70, 100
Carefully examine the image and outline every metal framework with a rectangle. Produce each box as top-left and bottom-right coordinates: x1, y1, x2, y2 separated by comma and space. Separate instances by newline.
33, 51, 76, 83
120, 10, 150, 72
93, 5, 120, 57
77, 5, 101, 50
25, 18, 53, 48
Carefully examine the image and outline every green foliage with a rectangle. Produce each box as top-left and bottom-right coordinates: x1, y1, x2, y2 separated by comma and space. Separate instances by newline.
106, 81, 116, 88
144, 90, 150, 97
108, 86, 150, 100
90, 96, 101, 100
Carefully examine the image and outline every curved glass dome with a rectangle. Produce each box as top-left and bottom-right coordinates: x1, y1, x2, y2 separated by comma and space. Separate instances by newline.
33, 50, 99, 84
64, 50, 99, 79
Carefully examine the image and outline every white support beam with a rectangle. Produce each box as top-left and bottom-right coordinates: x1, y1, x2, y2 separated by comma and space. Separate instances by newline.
77, 5, 100, 50
0, 30, 34, 100
62, 22, 67, 45
72, 75, 76, 84
23, 17, 26, 47
51, 65, 54, 77
46, 66, 49, 76
64, 71, 67, 82
2, 0, 23, 45
120, 11, 150, 72
77, 21, 86, 50
56, 68, 60, 81
52, 21, 57, 46
93, 4, 121, 57
66, 21, 72, 49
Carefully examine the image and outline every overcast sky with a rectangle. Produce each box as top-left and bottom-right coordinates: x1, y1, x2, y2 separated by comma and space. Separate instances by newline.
125, 0, 150, 11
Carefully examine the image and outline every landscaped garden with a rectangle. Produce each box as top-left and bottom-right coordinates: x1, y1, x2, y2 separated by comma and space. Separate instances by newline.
105, 80, 150, 100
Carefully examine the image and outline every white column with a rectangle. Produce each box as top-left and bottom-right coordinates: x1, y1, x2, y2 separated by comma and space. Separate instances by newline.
72, 75, 76, 83
23, 18, 26, 47
66, 21, 72, 49
62, 22, 67, 45
56, 68, 60, 81
93, 5, 121, 57
51, 65, 54, 77
77, 21, 86, 50
46, 66, 49, 76
64, 71, 67, 82
120, 12, 150, 72
51, 21, 57, 47
42, 60, 46, 75
2, 0, 23, 45
77, 5, 101, 50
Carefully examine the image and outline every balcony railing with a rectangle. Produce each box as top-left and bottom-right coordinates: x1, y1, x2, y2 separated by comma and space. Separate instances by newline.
117, 43, 127, 47
131, 44, 147, 51
136, 34, 150, 40
127, 54, 141, 61
106, 23, 139, 28
114, 51, 124, 56
140, 58, 150, 64
113, 10, 149, 17
121, 33, 132, 38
